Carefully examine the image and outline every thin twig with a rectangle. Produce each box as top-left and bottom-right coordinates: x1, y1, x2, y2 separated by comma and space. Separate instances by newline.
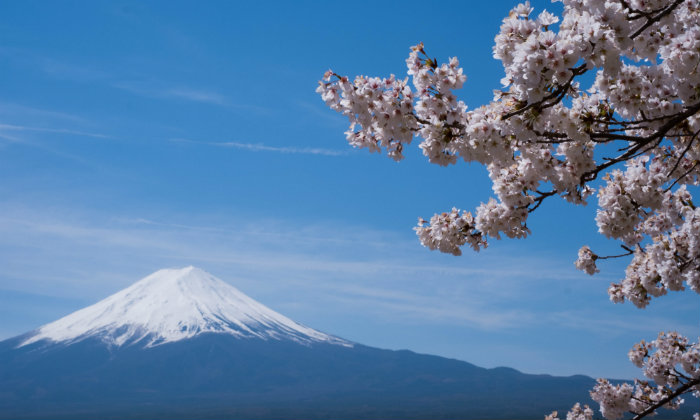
629, 0, 685, 39
526, 190, 558, 213
502, 64, 587, 120
630, 377, 700, 420
665, 129, 699, 178
581, 101, 700, 183
665, 161, 700, 191
596, 245, 635, 260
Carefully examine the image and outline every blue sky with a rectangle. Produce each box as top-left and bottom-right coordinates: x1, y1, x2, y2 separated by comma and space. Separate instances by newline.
0, 0, 697, 379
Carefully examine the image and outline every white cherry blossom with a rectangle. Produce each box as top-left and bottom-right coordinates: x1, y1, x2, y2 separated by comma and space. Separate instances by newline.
318, 1, 700, 418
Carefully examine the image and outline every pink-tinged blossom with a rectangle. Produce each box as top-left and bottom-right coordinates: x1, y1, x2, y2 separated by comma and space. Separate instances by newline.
319, 0, 700, 310
318, 1, 700, 418
592, 332, 700, 419
575, 246, 599, 275
414, 208, 486, 256
546, 403, 594, 420
590, 379, 633, 420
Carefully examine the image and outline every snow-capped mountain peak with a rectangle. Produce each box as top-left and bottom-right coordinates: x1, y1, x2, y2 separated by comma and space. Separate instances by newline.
20, 266, 349, 348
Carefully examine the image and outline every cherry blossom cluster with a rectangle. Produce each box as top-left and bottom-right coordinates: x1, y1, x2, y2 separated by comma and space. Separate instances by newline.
545, 403, 594, 420
606, 190, 700, 308
319, 1, 700, 418
629, 332, 700, 388
415, 208, 486, 256
590, 332, 699, 419
589, 380, 635, 420
317, 71, 417, 161
574, 245, 599, 275
321, 0, 700, 306
407, 43, 469, 167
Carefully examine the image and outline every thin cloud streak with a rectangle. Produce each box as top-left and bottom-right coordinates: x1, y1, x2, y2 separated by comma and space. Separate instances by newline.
548, 310, 700, 337
0, 123, 113, 167
0, 206, 633, 333
113, 81, 229, 106
0, 46, 108, 83
112, 81, 270, 113
3, 211, 601, 290
170, 138, 347, 156
0, 133, 91, 164
0, 132, 24, 144
0, 208, 548, 331
0, 124, 110, 139
324, 283, 532, 329
0, 102, 87, 123
1, 47, 262, 112
163, 88, 228, 106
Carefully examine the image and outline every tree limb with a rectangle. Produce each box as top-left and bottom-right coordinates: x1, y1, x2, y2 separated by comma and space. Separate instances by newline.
630, 377, 700, 420
629, 0, 685, 39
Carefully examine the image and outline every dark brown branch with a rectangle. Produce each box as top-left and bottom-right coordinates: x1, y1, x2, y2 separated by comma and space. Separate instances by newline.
528, 107, 697, 147
620, 0, 683, 21
665, 161, 700, 191
630, 377, 700, 420
502, 64, 587, 120
527, 190, 557, 213
592, 110, 686, 127
665, 129, 699, 179
588, 131, 652, 142
581, 101, 700, 183
629, 0, 684, 39
596, 245, 635, 260
672, 368, 692, 382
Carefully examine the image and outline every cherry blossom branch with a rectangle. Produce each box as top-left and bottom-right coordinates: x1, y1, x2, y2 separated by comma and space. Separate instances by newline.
581, 101, 700, 183
628, 0, 685, 39
665, 129, 699, 178
501, 64, 587, 120
630, 377, 700, 420
595, 245, 635, 260
526, 190, 557, 213
672, 368, 692, 382
319, 4, 700, 417
665, 161, 700, 191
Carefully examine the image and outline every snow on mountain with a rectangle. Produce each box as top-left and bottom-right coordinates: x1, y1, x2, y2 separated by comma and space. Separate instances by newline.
20, 266, 350, 348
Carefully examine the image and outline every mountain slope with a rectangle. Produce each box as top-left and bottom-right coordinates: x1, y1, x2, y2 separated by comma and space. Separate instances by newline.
0, 267, 693, 419
19, 266, 347, 348
0, 333, 598, 420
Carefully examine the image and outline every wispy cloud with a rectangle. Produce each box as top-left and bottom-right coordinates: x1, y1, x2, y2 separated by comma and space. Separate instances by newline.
0, 102, 87, 124
0, 123, 110, 139
37, 57, 108, 82
0, 47, 107, 83
0, 205, 627, 331
548, 310, 700, 337
163, 87, 228, 106
0, 132, 23, 145
0, 126, 101, 165
112, 81, 270, 112
113, 81, 230, 106
0, 47, 256, 111
170, 138, 347, 156
0, 207, 541, 326
324, 283, 532, 329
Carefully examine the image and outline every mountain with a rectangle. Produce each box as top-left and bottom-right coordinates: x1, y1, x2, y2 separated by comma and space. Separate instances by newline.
0, 267, 690, 419
19, 266, 348, 348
